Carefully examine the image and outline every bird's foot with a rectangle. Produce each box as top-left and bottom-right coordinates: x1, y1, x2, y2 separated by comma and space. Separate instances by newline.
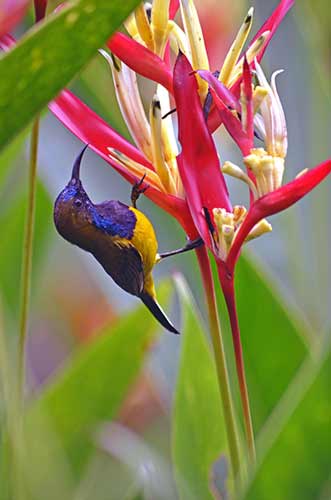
131, 174, 148, 208
157, 237, 204, 260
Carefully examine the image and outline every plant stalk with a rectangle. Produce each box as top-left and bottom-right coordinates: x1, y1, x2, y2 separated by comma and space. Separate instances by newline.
196, 246, 241, 481
219, 266, 256, 462
18, 116, 40, 402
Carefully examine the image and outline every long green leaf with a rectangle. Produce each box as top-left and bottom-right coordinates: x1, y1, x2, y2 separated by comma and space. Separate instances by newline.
0, 0, 140, 150
244, 351, 331, 499
234, 254, 309, 433
26, 281, 171, 476
173, 275, 228, 500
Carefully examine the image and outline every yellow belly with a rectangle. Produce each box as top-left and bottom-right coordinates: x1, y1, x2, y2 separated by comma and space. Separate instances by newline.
129, 207, 158, 275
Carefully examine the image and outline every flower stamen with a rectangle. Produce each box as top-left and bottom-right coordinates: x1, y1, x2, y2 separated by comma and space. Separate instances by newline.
124, 12, 139, 40
149, 95, 177, 194
135, 3, 154, 51
167, 20, 191, 59
151, 0, 170, 56
212, 205, 272, 260
180, 0, 209, 98
244, 148, 285, 196
100, 50, 152, 162
219, 6, 254, 86
222, 161, 258, 199
228, 31, 270, 87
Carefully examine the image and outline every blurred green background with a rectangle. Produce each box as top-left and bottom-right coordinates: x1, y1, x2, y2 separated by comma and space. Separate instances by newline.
0, 1, 330, 499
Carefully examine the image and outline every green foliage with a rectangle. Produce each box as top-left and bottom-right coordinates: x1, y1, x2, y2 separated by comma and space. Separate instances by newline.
0, 0, 140, 151
234, 254, 309, 432
214, 253, 309, 434
0, 133, 25, 192
0, 180, 52, 313
244, 351, 331, 500
173, 276, 227, 500
0, 283, 171, 499
26, 282, 171, 475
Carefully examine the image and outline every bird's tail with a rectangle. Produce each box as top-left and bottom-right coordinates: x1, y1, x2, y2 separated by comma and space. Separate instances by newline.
140, 291, 180, 334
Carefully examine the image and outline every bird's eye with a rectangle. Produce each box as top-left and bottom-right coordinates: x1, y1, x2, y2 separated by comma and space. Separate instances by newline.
74, 199, 82, 207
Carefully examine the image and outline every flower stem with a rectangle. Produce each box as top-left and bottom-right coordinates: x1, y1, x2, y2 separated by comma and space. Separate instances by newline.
196, 246, 241, 482
219, 266, 256, 462
18, 116, 40, 401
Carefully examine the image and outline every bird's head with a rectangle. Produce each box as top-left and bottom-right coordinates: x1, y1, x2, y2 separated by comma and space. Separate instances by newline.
54, 145, 93, 243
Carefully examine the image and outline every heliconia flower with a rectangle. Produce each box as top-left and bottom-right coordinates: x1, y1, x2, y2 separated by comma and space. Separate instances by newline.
3, 0, 328, 468
46, 0, 304, 269
197, 57, 331, 273
175, 47, 330, 458
0, 0, 30, 38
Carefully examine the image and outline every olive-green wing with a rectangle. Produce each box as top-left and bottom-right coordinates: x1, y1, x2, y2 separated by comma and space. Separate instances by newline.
94, 240, 144, 297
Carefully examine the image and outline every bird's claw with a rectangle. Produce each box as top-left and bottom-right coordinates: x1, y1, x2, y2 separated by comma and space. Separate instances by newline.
131, 174, 149, 208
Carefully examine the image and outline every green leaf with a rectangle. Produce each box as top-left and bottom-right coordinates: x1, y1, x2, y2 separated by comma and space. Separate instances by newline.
173, 275, 227, 500
244, 351, 331, 499
0, 132, 25, 192
214, 252, 309, 434
0, 0, 140, 150
0, 180, 52, 312
26, 281, 172, 475
234, 253, 309, 433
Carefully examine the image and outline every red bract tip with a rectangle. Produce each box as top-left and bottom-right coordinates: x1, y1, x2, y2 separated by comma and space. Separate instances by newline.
173, 53, 231, 246
34, 0, 48, 22
250, 0, 295, 63
108, 32, 174, 94
227, 159, 331, 269
242, 57, 253, 147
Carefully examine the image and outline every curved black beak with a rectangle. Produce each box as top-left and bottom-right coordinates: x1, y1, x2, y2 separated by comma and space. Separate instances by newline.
71, 144, 89, 183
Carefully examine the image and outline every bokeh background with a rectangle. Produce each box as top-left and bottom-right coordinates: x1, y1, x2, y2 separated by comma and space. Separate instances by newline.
0, 1, 330, 498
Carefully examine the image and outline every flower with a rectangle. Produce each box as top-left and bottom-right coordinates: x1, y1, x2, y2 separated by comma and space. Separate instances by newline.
2, 0, 329, 468
47, 0, 294, 243
197, 57, 331, 272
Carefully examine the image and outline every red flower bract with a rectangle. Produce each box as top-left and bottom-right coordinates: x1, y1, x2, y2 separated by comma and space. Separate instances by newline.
226, 159, 331, 270
173, 52, 231, 246
108, 33, 173, 94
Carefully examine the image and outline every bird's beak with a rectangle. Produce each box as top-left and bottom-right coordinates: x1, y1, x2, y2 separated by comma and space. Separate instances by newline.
71, 144, 89, 183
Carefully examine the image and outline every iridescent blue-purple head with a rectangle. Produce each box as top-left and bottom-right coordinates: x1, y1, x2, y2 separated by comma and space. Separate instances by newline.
54, 144, 94, 247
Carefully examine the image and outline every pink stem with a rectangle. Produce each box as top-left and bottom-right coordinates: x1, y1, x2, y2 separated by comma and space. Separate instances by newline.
218, 263, 256, 462
194, 245, 241, 480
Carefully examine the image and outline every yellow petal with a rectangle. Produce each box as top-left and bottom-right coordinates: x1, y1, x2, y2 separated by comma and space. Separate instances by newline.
219, 7, 254, 86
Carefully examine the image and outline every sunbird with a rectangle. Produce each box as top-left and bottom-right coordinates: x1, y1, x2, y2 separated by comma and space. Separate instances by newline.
54, 145, 203, 334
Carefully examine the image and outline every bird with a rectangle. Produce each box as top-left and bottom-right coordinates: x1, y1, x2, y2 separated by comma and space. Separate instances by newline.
54, 145, 203, 334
